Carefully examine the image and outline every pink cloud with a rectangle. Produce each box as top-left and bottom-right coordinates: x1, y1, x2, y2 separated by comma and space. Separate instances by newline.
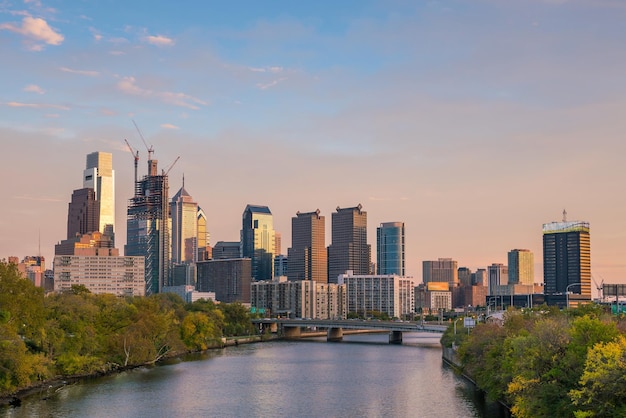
0, 16, 64, 49
116, 76, 207, 109
144, 35, 175, 47
23, 84, 45, 94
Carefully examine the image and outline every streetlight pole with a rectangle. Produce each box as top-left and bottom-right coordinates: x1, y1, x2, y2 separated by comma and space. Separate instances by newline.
566, 282, 582, 310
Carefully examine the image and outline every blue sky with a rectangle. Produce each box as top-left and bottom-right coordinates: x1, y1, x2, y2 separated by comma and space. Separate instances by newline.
2, 0, 626, 287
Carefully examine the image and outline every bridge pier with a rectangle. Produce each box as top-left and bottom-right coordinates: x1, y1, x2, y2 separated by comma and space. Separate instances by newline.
389, 331, 403, 344
327, 327, 343, 342
283, 326, 302, 339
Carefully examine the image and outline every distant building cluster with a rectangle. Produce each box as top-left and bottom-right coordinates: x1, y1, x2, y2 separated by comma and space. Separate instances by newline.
7, 152, 607, 317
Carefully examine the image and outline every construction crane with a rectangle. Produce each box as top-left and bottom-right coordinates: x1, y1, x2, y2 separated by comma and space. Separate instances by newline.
162, 156, 180, 177
591, 274, 604, 301
132, 120, 154, 161
124, 138, 140, 185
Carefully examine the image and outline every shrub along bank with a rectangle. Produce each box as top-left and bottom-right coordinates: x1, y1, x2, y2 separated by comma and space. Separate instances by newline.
0, 261, 257, 398
444, 304, 626, 417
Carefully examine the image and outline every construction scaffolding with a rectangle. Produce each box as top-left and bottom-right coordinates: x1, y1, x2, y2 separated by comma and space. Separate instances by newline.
125, 159, 170, 295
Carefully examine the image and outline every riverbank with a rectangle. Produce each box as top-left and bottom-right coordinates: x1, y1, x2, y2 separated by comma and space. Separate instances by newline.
1, 333, 282, 407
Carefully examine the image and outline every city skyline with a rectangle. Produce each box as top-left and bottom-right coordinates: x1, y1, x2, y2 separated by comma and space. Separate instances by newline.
2, 1, 626, 285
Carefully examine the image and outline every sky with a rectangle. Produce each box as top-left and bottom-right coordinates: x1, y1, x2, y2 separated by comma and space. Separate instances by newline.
1, 0, 626, 288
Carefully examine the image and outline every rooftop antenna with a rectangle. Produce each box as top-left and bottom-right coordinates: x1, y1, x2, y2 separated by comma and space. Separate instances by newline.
132, 120, 154, 161
38, 228, 41, 257
562, 209, 567, 222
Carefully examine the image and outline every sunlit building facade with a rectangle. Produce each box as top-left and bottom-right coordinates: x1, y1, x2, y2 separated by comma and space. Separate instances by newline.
54, 254, 145, 296
328, 205, 371, 283
422, 258, 458, 285
241, 205, 276, 281
170, 183, 198, 264
84, 152, 115, 243
508, 249, 534, 286
338, 272, 415, 319
543, 220, 591, 302
288, 209, 327, 284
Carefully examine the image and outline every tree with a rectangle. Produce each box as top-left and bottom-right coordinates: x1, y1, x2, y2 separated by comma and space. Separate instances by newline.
570, 335, 626, 417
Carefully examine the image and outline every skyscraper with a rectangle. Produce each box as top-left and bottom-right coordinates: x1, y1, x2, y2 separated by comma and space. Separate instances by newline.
66, 187, 99, 239
288, 209, 327, 283
83, 152, 115, 243
241, 205, 275, 281
488, 263, 508, 296
126, 158, 170, 295
376, 222, 405, 275
170, 180, 198, 264
197, 207, 209, 261
508, 249, 534, 285
422, 258, 458, 285
327, 204, 371, 283
543, 219, 591, 300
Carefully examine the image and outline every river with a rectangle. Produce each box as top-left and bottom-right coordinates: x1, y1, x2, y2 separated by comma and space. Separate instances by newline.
2, 333, 508, 417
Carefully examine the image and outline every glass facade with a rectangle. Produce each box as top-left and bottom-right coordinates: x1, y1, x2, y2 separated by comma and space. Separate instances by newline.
288, 209, 327, 283
170, 186, 198, 264
376, 222, 405, 276
241, 205, 275, 281
125, 160, 169, 295
84, 152, 115, 245
542, 221, 591, 298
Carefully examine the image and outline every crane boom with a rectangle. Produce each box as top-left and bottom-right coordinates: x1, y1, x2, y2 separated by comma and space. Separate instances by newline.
163, 156, 180, 177
124, 138, 140, 186
132, 120, 154, 160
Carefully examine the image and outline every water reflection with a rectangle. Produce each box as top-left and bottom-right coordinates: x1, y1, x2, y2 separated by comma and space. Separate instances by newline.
4, 334, 507, 418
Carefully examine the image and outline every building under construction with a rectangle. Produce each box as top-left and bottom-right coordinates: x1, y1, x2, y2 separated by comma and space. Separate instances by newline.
125, 159, 170, 295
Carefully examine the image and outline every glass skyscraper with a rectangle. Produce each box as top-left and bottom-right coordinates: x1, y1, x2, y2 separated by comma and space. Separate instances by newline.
241, 205, 275, 281
84, 151, 115, 244
508, 249, 534, 285
376, 222, 405, 276
170, 182, 198, 264
288, 209, 327, 283
327, 204, 371, 283
543, 220, 591, 300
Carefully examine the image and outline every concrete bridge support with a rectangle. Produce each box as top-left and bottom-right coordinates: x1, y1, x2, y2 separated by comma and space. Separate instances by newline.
327, 327, 344, 342
389, 331, 403, 344
284, 326, 302, 339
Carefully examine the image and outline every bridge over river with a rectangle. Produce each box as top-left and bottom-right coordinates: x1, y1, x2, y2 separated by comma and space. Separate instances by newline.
252, 319, 448, 344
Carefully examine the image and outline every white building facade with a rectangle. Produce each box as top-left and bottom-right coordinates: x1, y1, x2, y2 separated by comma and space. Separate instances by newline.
251, 280, 346, 319
54, 255, 145, 296
337, 272, 415, 319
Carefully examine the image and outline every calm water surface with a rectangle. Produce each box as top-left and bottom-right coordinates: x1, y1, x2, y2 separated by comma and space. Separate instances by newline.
3, 333, 507, 418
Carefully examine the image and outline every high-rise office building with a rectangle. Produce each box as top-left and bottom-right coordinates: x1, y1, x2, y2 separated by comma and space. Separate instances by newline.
508, 249, 534, 286
197, 207, 209, 261
422, 258, 458, 285
213, 241, 241, 259
241, 205, 276, 281
170, 181, 198, 264
66, 188, 99, 239
488, 263, 508, 296
376, 222, 405, 276
83, 152, 115, 243
288, 209, 327, 284
543, 220, 591, 300
126, 158, 170, 295
328, 204, 371, 283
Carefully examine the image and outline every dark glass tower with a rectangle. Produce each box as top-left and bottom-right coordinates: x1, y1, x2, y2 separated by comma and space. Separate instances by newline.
327, 204, 371, 283
376, 222, 405, 276
241, 205, 275, 281
543, 220, 591, 300
66, 188, 99, 239
288, 209, 327, 283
